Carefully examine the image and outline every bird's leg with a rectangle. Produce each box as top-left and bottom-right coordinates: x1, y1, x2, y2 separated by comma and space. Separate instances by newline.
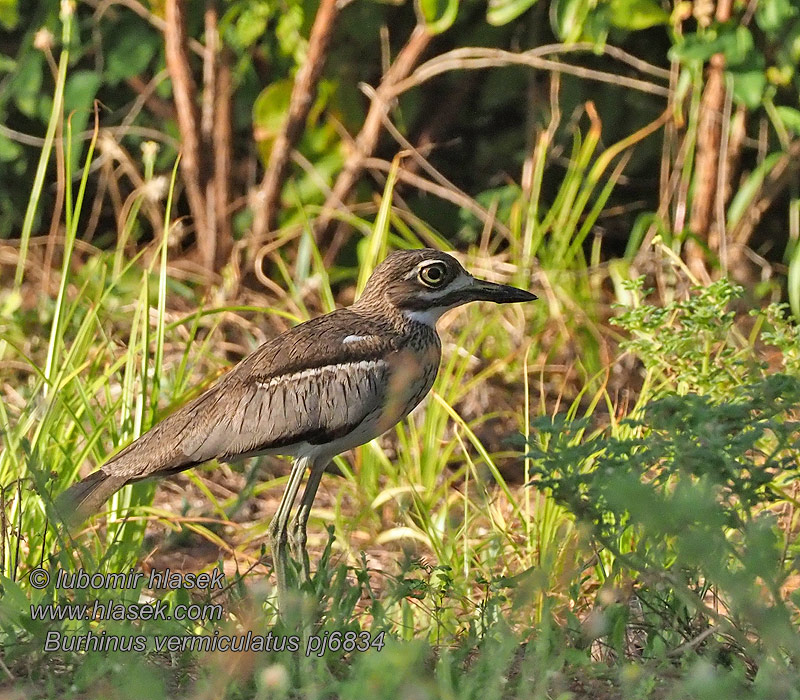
288, 461, 326, 585
267, 455, 309, 613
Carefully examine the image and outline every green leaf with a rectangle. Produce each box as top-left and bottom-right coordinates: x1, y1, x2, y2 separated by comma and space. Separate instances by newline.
276, 3, 305, 60
252, 80, 293, 163
486, 0, 539, 26
608, 0, 668, 30
0, 133, 22, 162
729, 67, 766, 108
417, 0, 459, 33
788, 20, 800, 64
234, 4, 270, 48
0, 0, 18, 30
105, 24, 157, 85
253, 80, 292, 134
775, 106, 800, 134
64, 71, 101, 164
755, 0, 798, 33
670, 25, 755, 65
12, 52, 43, 118
64, 71, 101, 115
551, 0, 593, 42
727, 152, 782, 229
0, 53, 15, 73
670, 24, 767, 107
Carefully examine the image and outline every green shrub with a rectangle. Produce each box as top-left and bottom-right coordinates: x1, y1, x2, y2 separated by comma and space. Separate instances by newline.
529, 281, 800, 685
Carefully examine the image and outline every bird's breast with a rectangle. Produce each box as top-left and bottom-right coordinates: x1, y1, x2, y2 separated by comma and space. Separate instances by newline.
373, 340, 441, 434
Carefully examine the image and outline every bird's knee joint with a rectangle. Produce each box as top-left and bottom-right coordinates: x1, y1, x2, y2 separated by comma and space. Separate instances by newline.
268, 521, 288, 547
294, 526, 307, 548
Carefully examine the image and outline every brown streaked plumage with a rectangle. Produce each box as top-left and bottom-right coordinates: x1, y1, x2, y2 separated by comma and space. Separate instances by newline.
57, 248, 536, 612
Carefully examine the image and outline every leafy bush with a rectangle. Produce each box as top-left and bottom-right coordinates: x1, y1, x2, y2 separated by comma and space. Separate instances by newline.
529, 282, 800, 685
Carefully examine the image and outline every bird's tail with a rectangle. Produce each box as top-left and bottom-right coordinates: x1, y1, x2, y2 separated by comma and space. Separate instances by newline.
55, 470, 129, 527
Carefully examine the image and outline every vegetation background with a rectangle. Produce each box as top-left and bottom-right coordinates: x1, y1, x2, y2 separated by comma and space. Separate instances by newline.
2, 0, 800, 697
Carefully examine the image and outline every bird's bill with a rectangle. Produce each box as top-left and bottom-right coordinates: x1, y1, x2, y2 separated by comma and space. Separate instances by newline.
469, 277, 537, 304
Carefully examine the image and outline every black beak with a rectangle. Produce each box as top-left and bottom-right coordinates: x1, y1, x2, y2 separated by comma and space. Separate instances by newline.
470, 278, 537, 304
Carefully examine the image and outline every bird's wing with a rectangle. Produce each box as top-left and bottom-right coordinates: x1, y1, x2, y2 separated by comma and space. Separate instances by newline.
101, 310, 403, 480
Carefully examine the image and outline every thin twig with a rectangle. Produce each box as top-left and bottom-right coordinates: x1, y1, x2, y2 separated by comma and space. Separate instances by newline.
658, 59, 679, 220
291, 150, 336, 200
731, 139, 800, 246
91, 0, 206, 56
314, 38, 668, 261
362, 157, 513, 239
361, 82, 456, 192
0, 122, 179, 150
96, 131, 165, 237
315, 23, 433, 259
668, 624, 719, 657
83, 156, 110, 242
0, 652, 13, 682
125, 70, 174, 122
390, 46, 671, 99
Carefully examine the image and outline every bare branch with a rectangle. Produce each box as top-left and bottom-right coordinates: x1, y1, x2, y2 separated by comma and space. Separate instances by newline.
214, 47, 234, 266
390, 46, 671, 99
92, 0, 206, 56
731, 139, 800, 246
362, 157, 513, 239
686, 0, 733, 279
314, 24, 433, 257
251, 0, 342, 243
200, 0, 219, 270
164, 0, 208, 262
314, 36, 667, 261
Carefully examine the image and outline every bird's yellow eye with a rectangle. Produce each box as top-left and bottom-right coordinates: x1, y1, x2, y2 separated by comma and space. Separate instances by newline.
418, 262, 447, 287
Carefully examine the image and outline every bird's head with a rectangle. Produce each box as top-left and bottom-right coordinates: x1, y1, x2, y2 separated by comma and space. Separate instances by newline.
354, 248, 537, 325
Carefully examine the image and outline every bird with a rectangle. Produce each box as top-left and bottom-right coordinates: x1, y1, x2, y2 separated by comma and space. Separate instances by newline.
57, 248, 536, 610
